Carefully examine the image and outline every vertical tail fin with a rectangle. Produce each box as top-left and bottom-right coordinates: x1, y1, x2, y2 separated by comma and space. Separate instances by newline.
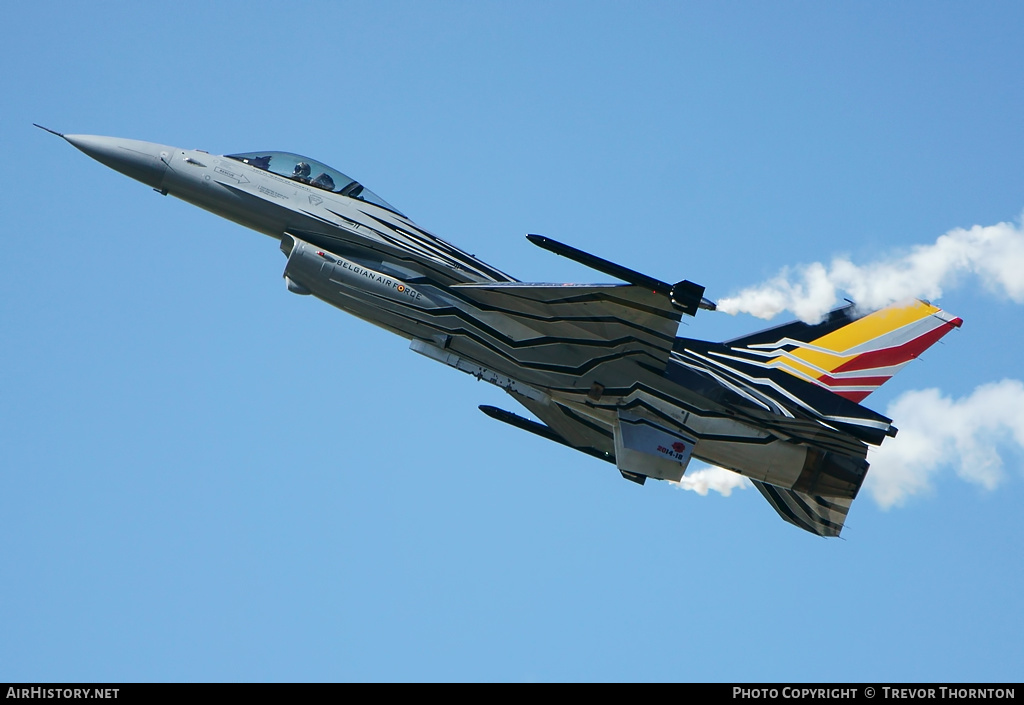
725, 300, 963, 402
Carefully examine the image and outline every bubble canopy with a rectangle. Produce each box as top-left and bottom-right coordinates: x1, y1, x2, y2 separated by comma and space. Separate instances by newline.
225, 151, 402, 215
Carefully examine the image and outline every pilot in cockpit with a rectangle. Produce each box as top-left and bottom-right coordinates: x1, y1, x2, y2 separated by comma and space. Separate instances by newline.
311, 172, 336, 191
292, 161, 311, 184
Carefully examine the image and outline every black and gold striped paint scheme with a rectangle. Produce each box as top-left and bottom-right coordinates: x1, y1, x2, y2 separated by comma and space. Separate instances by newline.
49, 130, 962, 537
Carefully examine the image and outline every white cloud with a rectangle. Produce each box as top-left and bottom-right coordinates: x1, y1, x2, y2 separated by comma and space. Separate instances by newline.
865, 379, 1024, 508
717, 218, 1024, 322
671, 464, 751, 496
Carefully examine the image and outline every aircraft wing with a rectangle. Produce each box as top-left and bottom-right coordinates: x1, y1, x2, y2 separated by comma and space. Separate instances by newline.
485, 393, 658, 486
451, 282, 683, 373
509, 392, 616, 456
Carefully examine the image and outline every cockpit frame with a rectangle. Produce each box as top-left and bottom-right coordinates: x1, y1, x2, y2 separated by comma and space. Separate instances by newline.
226, 151, 402, 215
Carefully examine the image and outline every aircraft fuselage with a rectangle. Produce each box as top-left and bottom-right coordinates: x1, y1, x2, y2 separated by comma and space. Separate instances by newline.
49, 132, 861, 490
45, 128, 962, 536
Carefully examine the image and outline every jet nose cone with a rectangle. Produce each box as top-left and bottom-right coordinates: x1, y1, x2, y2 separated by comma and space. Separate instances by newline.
63, 134, 171, 190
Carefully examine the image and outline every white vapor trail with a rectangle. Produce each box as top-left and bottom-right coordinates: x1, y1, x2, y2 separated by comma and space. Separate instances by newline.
674, 220, 1024, 509
865, 379, 1024, 509
718, 218, 1024, 322
671, 465, 751, 496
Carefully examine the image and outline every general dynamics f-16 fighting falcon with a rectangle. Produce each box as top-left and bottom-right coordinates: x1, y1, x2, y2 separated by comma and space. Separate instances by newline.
39, 125, 963, 537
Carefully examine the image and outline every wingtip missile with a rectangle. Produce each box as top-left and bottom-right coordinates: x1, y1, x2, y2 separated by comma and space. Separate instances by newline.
527, 233, 669, 294
672, 280, 717, 312
478, 405, 616, 465
526, 233, 716, 315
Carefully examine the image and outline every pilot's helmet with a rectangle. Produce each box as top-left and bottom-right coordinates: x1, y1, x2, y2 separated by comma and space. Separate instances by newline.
312, 173, 336, 191
293, 162, 311, 178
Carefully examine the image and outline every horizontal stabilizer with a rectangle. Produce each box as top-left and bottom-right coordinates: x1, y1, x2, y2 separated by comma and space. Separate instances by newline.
752, 480, 853, 537
526, 234, 716, 316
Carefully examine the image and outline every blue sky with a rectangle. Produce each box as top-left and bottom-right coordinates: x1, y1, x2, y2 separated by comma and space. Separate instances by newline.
3, 1, 1023, 682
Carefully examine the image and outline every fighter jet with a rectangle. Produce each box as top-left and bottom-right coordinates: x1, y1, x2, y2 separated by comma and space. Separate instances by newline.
39, 125, 962, 537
